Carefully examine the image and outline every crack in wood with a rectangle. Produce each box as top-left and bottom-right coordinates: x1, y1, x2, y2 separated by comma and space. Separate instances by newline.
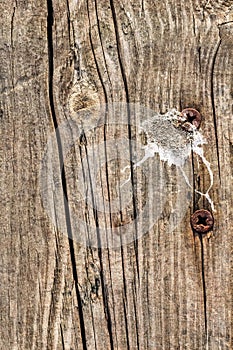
60, 323, 65, 350
98, 248, 115, 350
191, 152, 208, 338
46, 1, 87, 349
83, 137, 115, 349
10, 6, 16, 92
210, 38, 222, 183
109, 0, 140, 282
199, 233, 208, 337
65, 0, 71, 46
123, 296, 130, 350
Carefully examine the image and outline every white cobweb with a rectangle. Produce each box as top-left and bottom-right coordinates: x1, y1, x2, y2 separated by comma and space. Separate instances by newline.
121, 109, 215, 212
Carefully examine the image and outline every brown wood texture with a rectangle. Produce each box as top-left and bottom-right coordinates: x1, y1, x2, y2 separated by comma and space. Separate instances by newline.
1, 0, 233, 349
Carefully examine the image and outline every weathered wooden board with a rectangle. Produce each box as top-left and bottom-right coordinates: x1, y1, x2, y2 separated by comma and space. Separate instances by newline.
0, 0, 232, 349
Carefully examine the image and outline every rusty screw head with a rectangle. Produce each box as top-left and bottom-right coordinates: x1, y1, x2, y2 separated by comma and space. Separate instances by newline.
181, 108, 202, 131
191, 209, 214, 234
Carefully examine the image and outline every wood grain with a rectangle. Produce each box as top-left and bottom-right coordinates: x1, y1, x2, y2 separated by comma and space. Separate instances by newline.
0, 0, 233, 349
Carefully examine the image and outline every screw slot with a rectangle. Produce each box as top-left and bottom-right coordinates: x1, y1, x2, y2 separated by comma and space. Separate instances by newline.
191, 209, 214, 234
196, 215, 207, 226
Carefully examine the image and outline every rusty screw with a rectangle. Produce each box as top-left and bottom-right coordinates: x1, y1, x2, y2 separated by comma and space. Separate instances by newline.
181, 108, 202, 131
191, 209, 214, 234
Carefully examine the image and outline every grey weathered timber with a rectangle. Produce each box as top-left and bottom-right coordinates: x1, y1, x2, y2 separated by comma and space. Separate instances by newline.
0, 0, 233, 349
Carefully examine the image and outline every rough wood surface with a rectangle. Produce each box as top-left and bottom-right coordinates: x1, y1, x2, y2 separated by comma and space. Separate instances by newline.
0, 0, 233, 349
